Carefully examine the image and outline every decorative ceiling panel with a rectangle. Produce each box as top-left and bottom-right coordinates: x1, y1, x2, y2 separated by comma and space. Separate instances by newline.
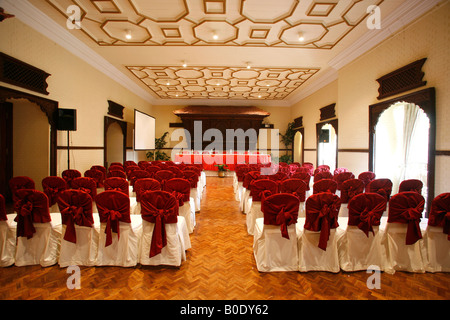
44, 0, 383, 48
127, 65, 320, 100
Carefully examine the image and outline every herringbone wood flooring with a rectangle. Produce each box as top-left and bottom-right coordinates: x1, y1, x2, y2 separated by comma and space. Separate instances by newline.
0, 177, 449, 300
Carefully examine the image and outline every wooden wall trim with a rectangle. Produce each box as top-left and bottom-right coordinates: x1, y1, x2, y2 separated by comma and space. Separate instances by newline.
435, 150, 450, 156
57, 146, 104, 150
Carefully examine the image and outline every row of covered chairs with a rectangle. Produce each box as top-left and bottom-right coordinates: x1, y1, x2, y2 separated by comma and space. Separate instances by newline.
0, 189, 191, 268
9, 174, 198, 235
253, 191, 449, 274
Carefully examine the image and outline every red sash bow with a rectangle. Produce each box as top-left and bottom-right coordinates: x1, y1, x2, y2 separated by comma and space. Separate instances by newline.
141, 191, 178, 257
348, 193, 386, 237
15, 200, 36, 239
61, 205, 92, 243
305, 193, 340, 250
428, 193, 450, 241
262, 194, 299, 240
388, 192, 424, 245
104, 209, 122, 247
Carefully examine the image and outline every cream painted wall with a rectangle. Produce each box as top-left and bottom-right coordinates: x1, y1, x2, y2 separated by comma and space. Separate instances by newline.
0, 18, 153, 176
290, 2, 450, 195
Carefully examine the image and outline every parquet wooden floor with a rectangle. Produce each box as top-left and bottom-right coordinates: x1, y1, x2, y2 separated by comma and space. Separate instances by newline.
0, 176, 449, 301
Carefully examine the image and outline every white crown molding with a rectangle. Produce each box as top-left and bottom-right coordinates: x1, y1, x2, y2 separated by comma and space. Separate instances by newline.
328, 0, 443, 71
0, 0, 157, 104
286, 68, 338, 106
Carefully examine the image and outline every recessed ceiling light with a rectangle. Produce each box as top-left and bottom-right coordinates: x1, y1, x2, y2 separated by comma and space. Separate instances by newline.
246, 63, 251, 69
213, 33, 219, 40
298, 32, 304, 42
125, 30, 132, 40
182, 61, 187, 68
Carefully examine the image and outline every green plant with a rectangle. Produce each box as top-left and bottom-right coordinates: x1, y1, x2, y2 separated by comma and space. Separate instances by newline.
215, 164, 229, 172
279, 154, 293, 164
146, 132, 170, 161
279, 122, 296, 149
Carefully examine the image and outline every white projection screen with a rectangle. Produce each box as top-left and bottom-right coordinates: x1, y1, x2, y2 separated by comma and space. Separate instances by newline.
134, 109, 155, 150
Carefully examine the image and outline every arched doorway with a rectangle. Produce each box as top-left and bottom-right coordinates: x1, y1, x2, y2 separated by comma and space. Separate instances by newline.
293, 129, 304, 164
374, 102, 430, 199
104, 116, 127, 168
316, 119, 338, 172
369, 88, 436, 214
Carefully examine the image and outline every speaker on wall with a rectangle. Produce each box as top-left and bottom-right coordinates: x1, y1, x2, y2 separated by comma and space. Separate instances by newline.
57, 108, 77, 131
319, 129, 329, 143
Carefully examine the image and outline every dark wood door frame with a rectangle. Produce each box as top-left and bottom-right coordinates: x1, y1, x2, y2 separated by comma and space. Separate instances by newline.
0, 86, 58, 178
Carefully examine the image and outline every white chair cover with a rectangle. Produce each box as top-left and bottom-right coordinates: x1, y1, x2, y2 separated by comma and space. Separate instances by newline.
139, 191, 191, 267
0, 215, 17, 267
96, 215, 142, 267
337, 193, 389, 272
95, 191, 142, 267
253, 193, 299, 272
382, 192, 427, 274
254, 221, 298, 272
298, 193, 342, 273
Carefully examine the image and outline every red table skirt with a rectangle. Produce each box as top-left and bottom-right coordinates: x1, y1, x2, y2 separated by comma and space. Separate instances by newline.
174, 153, 271, 171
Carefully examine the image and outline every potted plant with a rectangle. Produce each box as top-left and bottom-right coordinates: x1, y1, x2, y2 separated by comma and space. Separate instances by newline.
146, 132, 171, 161
215, 164, 229, 178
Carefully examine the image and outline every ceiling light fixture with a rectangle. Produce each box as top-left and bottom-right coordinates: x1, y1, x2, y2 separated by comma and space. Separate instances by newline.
182, 61, 187, 68
212, 31, 218, 40
298, 32, 304, 42
125, 30, 132, 40
246, 62, 251, 69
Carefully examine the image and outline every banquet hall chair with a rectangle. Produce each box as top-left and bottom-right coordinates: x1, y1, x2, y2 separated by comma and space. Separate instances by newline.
165, 178, 195, 234
84, 168, 105, 190
13, 189, 61, 267
128, 169, 151, 195
61, 169, 81, 186
0, 194, 16, 267
103, 177, 129, 196
339, 179, 365, 216
57, 190, 98, 267
107, 169, 127, 179
95, 191, 142, 267
9, 176, 35, 205
183, 170, 201, 212
145, 165, 161, 178
253, 193, 299, 272
130, 178, 161, 215
298, 192, 341, 273
42, 176, 68, 213
424, 193, 450, 272
333, 171, 355, 192
313, 170, 333, 183
337, 193, 388, 272
90, 165, 107, 177
241, 171, 262, 214
358, 171, 376, 188
154, 170, 176, 189
399, 179, 423, 194
383, 191, 427, 273
234, 165, 250, 201
333, 167, 349, 175
313, 179, 338, 195
71, 177, 98, 212
139, 191, 191, 267
279, 179, 308, 217
246, 179, 278, 235
366, 179, 393, 201
292, 172, 311, 194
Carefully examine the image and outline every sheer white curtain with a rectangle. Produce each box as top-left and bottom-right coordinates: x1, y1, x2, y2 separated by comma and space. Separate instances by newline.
375, 102, 429, 197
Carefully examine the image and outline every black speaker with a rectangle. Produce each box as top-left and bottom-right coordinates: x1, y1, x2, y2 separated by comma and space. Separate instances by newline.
57, 108, 77, 131
319, 129, 329, 143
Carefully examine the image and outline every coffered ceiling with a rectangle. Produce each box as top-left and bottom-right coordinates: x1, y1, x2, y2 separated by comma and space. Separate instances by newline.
1, 0, 440, 106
